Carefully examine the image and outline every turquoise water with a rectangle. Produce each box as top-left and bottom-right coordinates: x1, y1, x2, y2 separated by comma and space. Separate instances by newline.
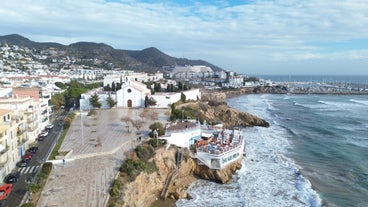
175, 75, 368, 207
230, 94, 368, 207
262, 94, 368, 207
177, 93, 368, 207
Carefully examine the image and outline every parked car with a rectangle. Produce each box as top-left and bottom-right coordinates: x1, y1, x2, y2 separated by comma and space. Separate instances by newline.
38, 135, 45, 141
17, 159, 29, 167
40, 130, 49, 137
23, 153, 33, 160
3, 172, 20, 184
27, 146, 39, 154
0, 184, 12, 201
46, 124, 54, 129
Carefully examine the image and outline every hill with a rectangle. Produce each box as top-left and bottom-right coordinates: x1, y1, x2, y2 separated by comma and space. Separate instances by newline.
0, 34, 224, 72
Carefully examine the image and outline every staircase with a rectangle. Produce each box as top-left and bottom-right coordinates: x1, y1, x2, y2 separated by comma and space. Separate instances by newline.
160, 149, 183, 199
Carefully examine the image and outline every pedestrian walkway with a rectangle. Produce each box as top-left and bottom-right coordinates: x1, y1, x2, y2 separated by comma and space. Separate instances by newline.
18, 165, 40, 175
36, 108, 168, 207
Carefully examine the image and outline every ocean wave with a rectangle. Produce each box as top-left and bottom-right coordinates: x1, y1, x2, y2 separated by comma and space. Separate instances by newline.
318, 100, 364, 110
349, 99, 368, 106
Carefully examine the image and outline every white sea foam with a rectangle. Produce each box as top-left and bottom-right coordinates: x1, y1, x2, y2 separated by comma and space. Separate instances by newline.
349, 99, 368, 106
293, 102, 321, 109
318, 100, 364, 110
177, 95, 322, 207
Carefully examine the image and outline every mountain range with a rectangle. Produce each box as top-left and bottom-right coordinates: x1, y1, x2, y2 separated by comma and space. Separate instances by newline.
0, 34, 223, 73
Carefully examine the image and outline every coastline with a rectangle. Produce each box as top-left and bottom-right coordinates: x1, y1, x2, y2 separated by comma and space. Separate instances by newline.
126, 85, 368, 207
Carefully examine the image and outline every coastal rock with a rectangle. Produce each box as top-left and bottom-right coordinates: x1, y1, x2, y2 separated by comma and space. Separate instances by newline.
182, 102, 270, 128
193, 158, 242, 183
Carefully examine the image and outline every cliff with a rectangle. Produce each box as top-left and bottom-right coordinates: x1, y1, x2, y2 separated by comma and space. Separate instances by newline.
120, 146, 242, 207
179, 101, 270, 128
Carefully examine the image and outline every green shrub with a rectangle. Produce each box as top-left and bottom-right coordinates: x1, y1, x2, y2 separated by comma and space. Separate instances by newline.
147, 138, 165, 148
28, 183, 42, 193
119, 158, 147, 178
41, 162, 53, 174
109, 179, 121, 197
134, 145, 154, 161
21, 203, 36, 207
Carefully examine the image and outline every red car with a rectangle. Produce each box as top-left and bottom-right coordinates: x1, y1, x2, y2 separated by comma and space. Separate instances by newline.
23, 153, 33, 160
0, 184, 12, 201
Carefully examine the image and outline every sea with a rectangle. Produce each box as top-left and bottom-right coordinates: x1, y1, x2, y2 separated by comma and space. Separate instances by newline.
176, 75, 368, 207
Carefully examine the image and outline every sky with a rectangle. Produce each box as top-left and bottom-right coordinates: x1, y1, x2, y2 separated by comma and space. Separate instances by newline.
1, 0, 368, 75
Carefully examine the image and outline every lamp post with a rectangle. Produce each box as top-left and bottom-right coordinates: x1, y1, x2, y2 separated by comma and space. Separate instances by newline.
81, 112, 84, 145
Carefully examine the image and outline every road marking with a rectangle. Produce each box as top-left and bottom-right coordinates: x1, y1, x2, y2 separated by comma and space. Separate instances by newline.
19, 165, 40, 174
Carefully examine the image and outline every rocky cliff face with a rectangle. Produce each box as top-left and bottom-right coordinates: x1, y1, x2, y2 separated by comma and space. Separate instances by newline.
121, 147, 242, 206
181, 101, 269, 128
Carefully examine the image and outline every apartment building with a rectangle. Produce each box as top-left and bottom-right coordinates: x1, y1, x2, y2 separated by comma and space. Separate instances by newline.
0, 109, 20, 181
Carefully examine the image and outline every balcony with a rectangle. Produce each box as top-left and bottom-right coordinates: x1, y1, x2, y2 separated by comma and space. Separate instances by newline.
12, 116, 24, 124
18, 137, 29, 145
17, 127, 26, 136
0, 144, 9, 156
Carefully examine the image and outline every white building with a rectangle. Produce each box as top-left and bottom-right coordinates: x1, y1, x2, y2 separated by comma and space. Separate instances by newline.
103, 71, 154, 88
160, 121, 202, 149
0, 109, 19, 181
116, 81, 151, 108
169, 65, 213, 81
151, 89, 201, 108
0, 97, 45, 143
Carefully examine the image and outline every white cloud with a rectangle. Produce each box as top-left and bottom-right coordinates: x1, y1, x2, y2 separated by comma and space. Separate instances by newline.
0, 0, 368, 74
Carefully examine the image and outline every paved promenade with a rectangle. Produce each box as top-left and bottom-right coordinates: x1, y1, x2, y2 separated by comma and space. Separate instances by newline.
37, 108, 168, 207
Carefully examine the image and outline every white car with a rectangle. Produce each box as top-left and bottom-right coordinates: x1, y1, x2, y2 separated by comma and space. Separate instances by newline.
46, 124, 54, 129
40, 131, 49, 137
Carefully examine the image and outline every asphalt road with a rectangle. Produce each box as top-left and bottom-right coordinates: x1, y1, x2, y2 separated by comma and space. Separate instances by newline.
1, 110, 66, 207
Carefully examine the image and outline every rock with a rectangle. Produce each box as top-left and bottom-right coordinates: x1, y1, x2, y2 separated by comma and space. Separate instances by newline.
181, 101, 269, 128
119, 147, 243, 206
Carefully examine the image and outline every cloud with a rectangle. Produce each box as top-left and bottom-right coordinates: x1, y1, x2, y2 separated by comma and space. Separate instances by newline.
0, 0, 368, 74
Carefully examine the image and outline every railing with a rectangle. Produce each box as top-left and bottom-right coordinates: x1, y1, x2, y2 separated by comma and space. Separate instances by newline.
195, 137, 243, 156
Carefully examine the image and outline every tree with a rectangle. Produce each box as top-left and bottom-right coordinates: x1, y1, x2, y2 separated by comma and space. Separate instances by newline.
121, 116, 132, 133
154, 83, 162, 92
50, 93, 65, 109
116, 82, 121, 90
144, 95, 149, 108
149, 122, 165, 137
106, 93, 117, 108
131, 119, 144, 133
55, 82, 67, 89
104, 84, 111, 91
144, 95, 156, 107
139, 109, 148, 122
180, 92, 186, 103
178, 82, 183, 90
111, 82, 116, 92
89, 92, 102, 108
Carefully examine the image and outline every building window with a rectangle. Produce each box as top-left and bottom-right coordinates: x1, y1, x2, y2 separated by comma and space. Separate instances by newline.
127, 89, 132, 93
